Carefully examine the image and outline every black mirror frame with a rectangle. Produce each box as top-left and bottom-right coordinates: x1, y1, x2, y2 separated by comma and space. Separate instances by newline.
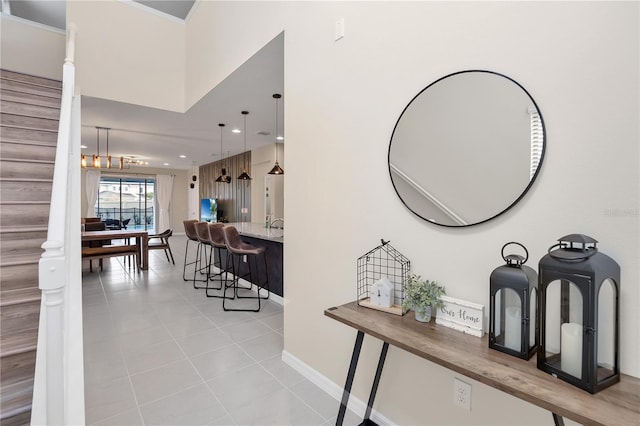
388, 69, 546, 228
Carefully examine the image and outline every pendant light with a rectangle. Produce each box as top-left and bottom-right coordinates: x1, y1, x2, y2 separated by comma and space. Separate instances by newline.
237, 110, 252, 180
215, 123, 231, 183
92, 127, 101, 168
268, 93, 284, 175
105, 127, 112, 169
82, 127, 124, 169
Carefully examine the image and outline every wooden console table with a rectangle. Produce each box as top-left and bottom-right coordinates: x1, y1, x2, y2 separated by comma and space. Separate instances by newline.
325, 301, 639, 426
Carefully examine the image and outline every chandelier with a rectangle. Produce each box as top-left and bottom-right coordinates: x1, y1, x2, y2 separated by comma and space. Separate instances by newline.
81, 127, 124, 169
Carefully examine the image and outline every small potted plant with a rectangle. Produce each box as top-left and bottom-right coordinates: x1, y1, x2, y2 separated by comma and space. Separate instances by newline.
402, 273, 446, 322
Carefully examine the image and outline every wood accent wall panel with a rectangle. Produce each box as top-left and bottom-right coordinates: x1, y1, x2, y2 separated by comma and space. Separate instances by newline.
199, 152, 252, 222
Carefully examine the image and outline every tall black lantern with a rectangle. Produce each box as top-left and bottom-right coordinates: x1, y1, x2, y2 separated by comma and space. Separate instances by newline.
538, 234, 620, 394
489, 242, 538, 359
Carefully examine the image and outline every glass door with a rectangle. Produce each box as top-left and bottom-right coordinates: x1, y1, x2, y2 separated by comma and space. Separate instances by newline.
95, 176, 156, 233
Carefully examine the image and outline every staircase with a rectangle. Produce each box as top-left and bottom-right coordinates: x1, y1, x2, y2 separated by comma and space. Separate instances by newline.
0, 69, 61, 426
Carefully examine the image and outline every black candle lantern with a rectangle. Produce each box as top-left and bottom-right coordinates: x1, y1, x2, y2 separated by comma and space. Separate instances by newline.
489, 242, 538, 359
538, 234, 620, 394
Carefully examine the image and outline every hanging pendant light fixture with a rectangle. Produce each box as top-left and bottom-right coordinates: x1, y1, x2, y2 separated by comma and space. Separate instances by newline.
105, 127, 112, 169
268, 93, 284, 175
215, 123, 232, 183
82, 127, 124, 169
237, 111, 252, 180
92, 127, 101, 168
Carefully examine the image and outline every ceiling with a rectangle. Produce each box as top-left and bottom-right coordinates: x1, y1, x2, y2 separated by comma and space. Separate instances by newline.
4, 0, 285, 171
5, 0, 196, 29
82, 32, 284, 170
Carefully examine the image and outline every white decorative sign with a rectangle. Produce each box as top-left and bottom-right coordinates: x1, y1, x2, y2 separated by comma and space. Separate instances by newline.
435, 295, 485, 338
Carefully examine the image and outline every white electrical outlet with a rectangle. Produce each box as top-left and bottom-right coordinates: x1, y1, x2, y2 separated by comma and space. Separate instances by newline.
453, 378, 471, 411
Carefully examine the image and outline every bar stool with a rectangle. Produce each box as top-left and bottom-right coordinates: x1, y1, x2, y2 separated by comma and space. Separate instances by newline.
183, 220, 206, 283
221, 225, 270, 312
204, 223, 229, 297
193, 222, 216, 290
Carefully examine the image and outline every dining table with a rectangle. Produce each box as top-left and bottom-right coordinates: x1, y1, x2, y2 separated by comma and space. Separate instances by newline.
81, 229, 149, 270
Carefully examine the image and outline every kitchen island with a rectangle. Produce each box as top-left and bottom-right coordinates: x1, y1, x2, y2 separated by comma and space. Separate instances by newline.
224, 222, 284, 298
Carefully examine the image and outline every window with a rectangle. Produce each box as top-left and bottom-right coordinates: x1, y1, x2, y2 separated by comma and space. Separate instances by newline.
95, 176, 156, 233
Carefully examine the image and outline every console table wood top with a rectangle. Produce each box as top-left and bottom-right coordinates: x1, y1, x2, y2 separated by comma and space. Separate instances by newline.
325, 301, 639, 426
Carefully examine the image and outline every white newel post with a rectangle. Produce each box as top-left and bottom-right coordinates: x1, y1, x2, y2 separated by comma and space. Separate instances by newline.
38, 241, 67, 425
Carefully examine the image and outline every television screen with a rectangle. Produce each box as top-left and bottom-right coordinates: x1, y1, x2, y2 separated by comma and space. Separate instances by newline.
200, 198, 217, 222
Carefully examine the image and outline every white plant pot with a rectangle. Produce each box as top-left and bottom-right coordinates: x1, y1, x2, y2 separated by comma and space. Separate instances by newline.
414, 306, 432, 322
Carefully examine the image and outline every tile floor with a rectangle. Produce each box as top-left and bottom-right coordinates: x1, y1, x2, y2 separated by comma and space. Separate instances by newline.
82, 234, 361, 425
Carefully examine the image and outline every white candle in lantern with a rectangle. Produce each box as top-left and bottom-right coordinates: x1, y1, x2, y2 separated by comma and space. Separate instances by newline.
504, 307, 521, 351
561, 322, 583, 378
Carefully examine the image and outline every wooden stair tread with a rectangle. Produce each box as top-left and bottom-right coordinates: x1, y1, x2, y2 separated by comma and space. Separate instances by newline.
0, 253, 43, 268
1, 114, 59, 132
0, 201, 50, 204
0, 329, 38, 357
0, 226, 48, 233
0, 378, 34, 420
0, 139, 58, 148
0, 288, 40, 307
0, 157, 55, 164
0, 78, 62, 99
1, 69, 62, 89
0, 259, 40, 268
0, 89, 62, 108
0, 127, 59, 145
0, 177, 53, 183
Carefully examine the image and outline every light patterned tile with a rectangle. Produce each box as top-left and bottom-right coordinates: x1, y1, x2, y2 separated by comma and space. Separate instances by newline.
207, 364, 283, 413
123, 340, 185, 374
237, 331, 283, 362
139, 384, 227, 425
175, 327, 233, 357
129, 359, 203, 405
85, 376, 137, 425
190, 344, 256, 381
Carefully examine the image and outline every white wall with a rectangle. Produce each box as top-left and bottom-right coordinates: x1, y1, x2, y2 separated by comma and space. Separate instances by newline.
186, 2, 639, 424
0, 14, 65, 80
67, 1, 185, 112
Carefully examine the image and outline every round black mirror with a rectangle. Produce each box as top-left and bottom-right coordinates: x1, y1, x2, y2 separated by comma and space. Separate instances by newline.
388, 70, 545, 227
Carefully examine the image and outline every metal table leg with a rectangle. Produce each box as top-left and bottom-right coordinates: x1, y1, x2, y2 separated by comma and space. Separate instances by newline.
362, 342, 389, 425
552, 413, 565, 426
337, 331, 364, 426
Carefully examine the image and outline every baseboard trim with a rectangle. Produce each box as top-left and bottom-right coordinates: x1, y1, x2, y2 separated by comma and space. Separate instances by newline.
281, 350, 394, 426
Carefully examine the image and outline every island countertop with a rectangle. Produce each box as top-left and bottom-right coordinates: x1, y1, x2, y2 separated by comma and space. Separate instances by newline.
224, 222, 283, 243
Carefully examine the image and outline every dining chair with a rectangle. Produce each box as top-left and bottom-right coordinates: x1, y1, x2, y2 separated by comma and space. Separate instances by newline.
148, 229, 175, 264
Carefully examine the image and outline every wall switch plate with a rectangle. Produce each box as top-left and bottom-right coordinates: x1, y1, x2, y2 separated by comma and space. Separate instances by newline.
335, 18, 344, 41
454, 378, 471, 411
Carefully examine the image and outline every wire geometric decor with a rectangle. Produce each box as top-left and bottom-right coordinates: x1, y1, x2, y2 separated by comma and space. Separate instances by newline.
357, 239, 410, 315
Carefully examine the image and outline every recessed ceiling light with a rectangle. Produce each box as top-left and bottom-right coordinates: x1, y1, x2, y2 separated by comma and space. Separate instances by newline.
276, 136, 284, 140
164, 162, 170, 166
232, 129, 241, 133
179, 154, 186, 158
80, 145, 88, 149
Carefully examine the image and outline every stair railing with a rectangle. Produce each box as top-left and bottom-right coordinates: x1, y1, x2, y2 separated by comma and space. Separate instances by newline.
32, 23, 85, 425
